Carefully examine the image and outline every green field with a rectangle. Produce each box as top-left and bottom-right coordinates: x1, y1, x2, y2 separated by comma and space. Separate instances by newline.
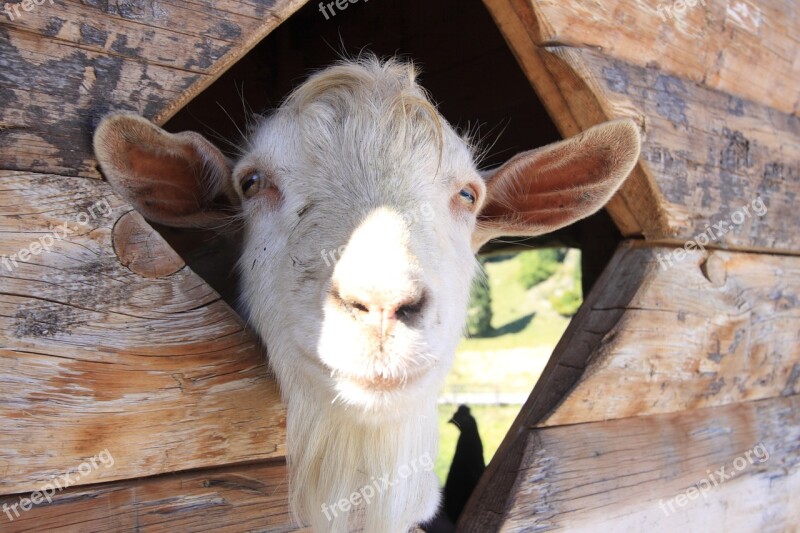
435, 249, 581, 484
459, 249, 581, 352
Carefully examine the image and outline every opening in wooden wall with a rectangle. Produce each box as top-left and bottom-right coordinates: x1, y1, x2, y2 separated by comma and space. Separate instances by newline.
160, 0, 624, 522
164, 0, 622, 298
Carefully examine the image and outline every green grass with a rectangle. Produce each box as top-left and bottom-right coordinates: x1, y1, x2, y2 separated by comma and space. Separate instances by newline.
434, 404, 522, 484
458, 250, 580, 352
442, 249, 582, 395
434, 249, 583, 485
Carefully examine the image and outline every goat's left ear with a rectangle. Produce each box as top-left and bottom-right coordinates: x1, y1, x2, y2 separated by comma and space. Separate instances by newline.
472, 119, 640, 250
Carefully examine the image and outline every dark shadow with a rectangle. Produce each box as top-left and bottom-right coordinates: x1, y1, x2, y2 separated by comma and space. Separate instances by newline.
472, 313, 535, 339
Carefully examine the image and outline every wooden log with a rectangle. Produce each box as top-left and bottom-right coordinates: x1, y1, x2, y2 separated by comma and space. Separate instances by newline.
515, 0, 799, 117
581, 49, 800, 252
482, 0, 800, 253
460, 241, 800, 529
540, 242, 800, 427
0, 171, 285, 495
0, 459, 304, 532
0, 0, 308, 177
480, 0, 668, 239
459, 394, 800, 531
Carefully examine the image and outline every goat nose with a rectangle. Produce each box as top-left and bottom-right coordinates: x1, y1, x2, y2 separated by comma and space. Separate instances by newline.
333, 286, 428, 335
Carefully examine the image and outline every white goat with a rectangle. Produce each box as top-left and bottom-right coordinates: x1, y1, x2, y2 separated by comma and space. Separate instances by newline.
94, 57, 640, 532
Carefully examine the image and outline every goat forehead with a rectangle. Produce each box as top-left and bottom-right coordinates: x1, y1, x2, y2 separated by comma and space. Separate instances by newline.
256, 107, 455, 169
251, 117, 465, 205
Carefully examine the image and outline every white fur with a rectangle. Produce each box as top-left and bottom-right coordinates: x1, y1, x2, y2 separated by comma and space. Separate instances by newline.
235, 58, 484, 531
94, 54, 639, 532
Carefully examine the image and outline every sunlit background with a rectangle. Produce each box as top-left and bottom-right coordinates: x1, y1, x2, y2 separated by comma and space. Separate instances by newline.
435, 247, 582, 483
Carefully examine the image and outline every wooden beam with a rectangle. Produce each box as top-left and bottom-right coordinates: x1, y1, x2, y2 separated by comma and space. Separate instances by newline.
0, 171, 285, 495
0, 0, 308, 177
0, 459, 304, 532
579, 49, 800, 252
459, 394, 800, 530
482, 0, 800, 254
515, 0, 800, 117
541, 242, 800, 427
461, 241, 800, 528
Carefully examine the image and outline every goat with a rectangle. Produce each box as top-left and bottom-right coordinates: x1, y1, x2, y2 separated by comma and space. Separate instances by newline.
93, 57, 640, 532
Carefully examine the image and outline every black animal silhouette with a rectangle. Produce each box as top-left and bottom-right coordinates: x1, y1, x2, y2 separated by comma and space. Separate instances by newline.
443, 404, 485, 523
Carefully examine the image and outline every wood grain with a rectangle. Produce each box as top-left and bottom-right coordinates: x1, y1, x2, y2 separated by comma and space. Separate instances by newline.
459, 394, 800, 531
541, 242, 800, 427
585, 49, 800, 252
522, 0, 799, 117
0, 459, 304, 532
460, 241, 800, 530
0, 171, 286, 495
482, 0, 800, 253
0, 0, 308, 177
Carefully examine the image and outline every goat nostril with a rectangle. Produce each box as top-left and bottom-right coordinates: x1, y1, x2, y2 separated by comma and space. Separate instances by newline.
395, 292, 427, 322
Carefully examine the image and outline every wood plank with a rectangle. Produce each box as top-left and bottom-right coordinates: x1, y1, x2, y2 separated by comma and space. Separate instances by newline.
0, 34, 206, 178
459, 394, 800, 531
1, 1, 247, 71
519, 0, 800, 117
0, 460, 303, 532
482, 0, 800, 253
540, 242, 800, 427
581, 50, 800, 253
480, 0, 667, 239
0, 0, 308, 177
460, 241, 800, 529
0, 171, 285, 495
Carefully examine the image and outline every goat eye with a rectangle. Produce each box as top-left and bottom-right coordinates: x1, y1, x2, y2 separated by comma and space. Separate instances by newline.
240, 171, 264, 198
458, 187, 476, 205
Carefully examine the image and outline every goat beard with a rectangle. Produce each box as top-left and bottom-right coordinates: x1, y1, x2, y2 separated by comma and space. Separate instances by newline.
286, 395, 441, 532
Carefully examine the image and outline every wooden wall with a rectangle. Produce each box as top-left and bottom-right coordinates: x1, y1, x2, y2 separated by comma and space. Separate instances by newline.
0, 0, 307, 529
1, 0, 798, 531
461, 0, 800, 530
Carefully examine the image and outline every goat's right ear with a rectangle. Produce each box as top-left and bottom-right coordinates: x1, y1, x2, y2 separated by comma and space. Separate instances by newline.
93, 112, 238, 228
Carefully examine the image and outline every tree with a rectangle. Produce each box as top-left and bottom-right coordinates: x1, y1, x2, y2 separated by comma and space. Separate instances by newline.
466, 260, 492, 337
549, 260, 583, 316
519, 248, 566, 289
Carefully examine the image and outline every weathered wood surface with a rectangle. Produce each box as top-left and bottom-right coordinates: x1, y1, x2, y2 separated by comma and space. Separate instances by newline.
0, 459, 303, 532
586, 49, 799, 252
0, 171, 286, 495
0, 0, 310, 502
541, 242, 800, 427
459, 394, 800, 531
482, 0, 800, 253
522, 0, 799, 117
461, 241, 800, 529
0, 0, 307, 177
